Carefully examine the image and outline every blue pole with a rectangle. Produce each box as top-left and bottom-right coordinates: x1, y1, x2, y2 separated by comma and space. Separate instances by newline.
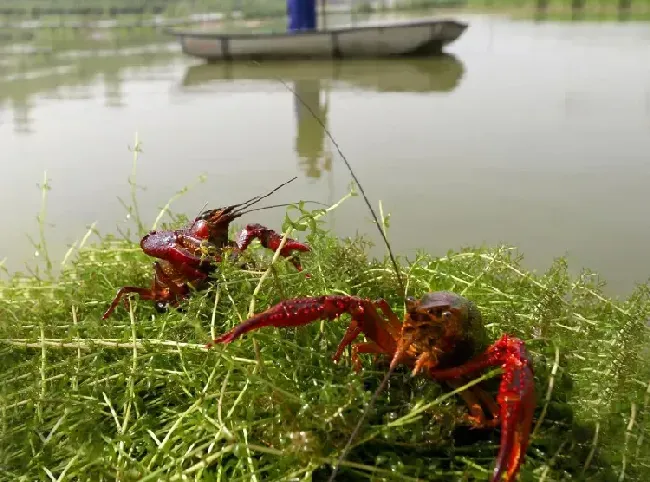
287, 0, 317, 32
303, 0, 316, 30
287, 0, 302, 32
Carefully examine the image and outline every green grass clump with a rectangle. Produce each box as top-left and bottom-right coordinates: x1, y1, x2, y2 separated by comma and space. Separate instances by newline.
1, 192, 650, 481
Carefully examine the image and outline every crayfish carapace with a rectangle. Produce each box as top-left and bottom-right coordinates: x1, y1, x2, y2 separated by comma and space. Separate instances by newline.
102, 177, 310, 319
208, 290, 535, 482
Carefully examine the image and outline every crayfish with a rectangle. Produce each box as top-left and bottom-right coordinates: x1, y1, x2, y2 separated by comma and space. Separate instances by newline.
208, 290, 535, 482
102, 177, 310, 320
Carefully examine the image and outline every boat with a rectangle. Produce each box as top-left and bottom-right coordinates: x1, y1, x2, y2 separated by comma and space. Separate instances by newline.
178, 54, 465, 93
166, 19, 467, 62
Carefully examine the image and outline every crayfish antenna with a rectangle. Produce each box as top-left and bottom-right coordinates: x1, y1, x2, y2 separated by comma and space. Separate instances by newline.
242, 201, 329, 215
237, 176, 299, 213
196, 177, 299, 222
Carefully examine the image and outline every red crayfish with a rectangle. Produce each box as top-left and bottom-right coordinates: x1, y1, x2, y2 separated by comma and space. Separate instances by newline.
102, 177, 310, 320
208, 290, 535, 482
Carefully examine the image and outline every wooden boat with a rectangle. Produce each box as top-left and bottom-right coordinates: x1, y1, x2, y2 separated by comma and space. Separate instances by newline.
166, 19, 467, 62
179, 54, 465, 93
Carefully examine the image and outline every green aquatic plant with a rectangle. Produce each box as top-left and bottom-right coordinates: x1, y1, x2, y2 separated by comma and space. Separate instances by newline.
1, 171, 650, 480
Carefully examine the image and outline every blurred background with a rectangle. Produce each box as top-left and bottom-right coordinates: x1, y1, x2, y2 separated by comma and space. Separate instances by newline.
1, 0, 649, 294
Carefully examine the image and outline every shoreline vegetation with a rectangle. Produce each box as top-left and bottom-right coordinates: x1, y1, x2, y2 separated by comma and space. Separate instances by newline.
1, 140, 650, 480
0, 0, 649, 36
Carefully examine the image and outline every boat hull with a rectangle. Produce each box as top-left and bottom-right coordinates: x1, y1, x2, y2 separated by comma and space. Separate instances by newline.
169, 20, 467, 62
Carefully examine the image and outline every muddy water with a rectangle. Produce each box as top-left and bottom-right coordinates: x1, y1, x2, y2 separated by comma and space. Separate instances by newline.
1, 14, 650, 294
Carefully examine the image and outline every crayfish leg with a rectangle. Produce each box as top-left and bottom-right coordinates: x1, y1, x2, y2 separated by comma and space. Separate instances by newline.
446, 379, 500, 429
349, 342, 386, 372
330, 300, 402, 370
332, 320, 362, 363
473, 385, 501, 422
102, 287, 156, 320
153, 262, 191, 298
103, 262, 184, 320
372, 299, 402, 337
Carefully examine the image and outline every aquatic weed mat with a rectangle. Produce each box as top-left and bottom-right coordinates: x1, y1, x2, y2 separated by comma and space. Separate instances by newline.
1, 222, 650, 480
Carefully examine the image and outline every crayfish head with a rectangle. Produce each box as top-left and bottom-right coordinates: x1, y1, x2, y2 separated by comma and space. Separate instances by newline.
400, 292, 469, 375
192, 205, 241, 244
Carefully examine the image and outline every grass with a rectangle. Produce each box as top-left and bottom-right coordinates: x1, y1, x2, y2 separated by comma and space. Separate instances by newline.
1, 145, 650, 481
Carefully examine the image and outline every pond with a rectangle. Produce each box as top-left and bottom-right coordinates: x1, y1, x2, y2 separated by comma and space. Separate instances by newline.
1, 12, 650, 295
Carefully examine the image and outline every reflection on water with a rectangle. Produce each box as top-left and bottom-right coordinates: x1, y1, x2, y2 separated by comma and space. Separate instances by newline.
3, 15, 650, 296
293, 79, 330, 178
0, 43, 179, 133
180, 55, 464, 93
179, 55, 465, 178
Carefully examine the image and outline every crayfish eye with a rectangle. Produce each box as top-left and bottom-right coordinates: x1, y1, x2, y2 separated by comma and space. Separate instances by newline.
192, 220, 210, 239
405, 296, 418, 311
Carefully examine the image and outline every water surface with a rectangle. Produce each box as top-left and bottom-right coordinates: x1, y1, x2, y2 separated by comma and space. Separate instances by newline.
2, 14, 650, 295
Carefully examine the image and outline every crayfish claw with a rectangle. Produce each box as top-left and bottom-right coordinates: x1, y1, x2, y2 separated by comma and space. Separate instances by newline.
431, 334, 536, 482
492, 358, 535, 482
208, 296, 364, 351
